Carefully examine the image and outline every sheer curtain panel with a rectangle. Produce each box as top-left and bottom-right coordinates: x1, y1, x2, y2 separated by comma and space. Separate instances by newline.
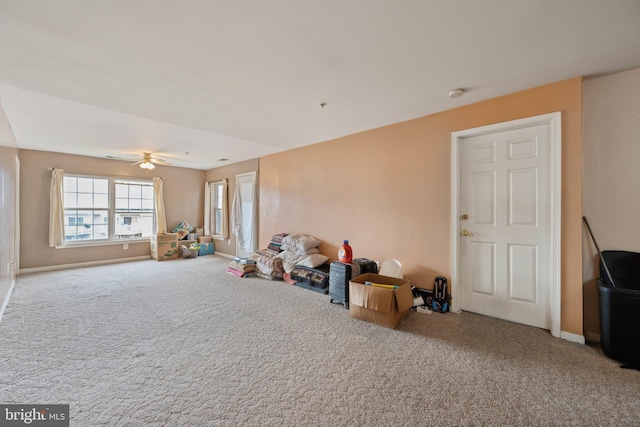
49, 169, 64, 247
153, 177, 167, 234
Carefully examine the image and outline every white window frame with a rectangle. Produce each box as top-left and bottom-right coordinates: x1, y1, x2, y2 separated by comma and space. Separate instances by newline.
211, 180, 225, 240
62, 173, 155, 247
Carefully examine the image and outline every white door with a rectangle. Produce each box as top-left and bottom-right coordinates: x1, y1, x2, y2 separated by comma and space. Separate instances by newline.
457, 122, 553, 330
14, 156, 20, 275
232, 171, 257, 258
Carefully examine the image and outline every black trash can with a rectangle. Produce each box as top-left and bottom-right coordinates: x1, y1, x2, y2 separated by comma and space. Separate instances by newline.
597, 250, 640, 364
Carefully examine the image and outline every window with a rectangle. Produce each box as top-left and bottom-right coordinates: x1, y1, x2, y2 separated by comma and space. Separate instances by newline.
213, 181, 223, 236
209, 180, 228, 240
115, 180, 154, 239
63, 176, 109, 241
63, 175, 154, 244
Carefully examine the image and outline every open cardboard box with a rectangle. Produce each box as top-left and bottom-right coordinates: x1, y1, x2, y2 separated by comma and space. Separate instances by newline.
349, 273, 414, 329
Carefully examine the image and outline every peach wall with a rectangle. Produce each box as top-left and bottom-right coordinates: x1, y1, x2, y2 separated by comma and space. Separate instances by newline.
205, 158, 259, 257
19, 150, 205, 270
260, 78, 583, 335
582, 67, 640, 340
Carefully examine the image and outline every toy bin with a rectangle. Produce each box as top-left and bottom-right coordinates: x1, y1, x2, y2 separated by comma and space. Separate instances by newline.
597, 250, 640, 365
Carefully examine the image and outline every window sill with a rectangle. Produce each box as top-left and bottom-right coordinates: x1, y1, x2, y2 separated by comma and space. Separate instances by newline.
57, 238, 149, 249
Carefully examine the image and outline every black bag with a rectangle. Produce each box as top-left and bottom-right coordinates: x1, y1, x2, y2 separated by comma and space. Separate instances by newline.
427, 276, 449, 313
353, 258, 378, 274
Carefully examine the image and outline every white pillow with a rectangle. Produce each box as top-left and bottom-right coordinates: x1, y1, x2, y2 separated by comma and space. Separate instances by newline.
281, 245, 320, 256
297, 253, 329, 268
281, 233, 321, 251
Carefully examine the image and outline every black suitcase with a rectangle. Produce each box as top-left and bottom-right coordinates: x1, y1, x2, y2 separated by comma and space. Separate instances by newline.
353, 258, 378, 275
329, 259, 378, 308
329, 261, 361, 308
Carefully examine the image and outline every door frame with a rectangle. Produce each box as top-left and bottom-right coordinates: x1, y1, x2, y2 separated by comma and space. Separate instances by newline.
450, 112, 562, 338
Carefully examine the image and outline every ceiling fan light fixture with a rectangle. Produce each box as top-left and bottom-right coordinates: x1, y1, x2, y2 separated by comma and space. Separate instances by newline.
139, 160, 155, 171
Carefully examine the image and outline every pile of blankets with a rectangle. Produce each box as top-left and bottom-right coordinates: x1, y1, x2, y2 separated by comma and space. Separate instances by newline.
267, 233, 288, 253
252, 232, 329, 281
252, 233, 288, 280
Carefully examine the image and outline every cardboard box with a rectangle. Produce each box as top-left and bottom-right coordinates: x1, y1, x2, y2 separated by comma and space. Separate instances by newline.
150, 233, 179, 261
198, 242, 214, 256
197, 236, 213, 243
349, 273, 413, 329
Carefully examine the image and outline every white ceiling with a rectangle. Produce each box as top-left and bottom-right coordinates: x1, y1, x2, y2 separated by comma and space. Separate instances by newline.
1, 1, 640, 170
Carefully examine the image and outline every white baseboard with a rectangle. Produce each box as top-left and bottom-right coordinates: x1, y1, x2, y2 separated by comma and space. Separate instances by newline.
560, 330, 585, 345
215, 252, 235, 260
0, 278, 16, 324
19, 255, 151, 275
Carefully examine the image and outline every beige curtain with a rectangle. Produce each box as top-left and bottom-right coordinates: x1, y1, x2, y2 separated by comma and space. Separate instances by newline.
204, 182, 211, 236
153, 177, 167, 234
48, 169, 65, 247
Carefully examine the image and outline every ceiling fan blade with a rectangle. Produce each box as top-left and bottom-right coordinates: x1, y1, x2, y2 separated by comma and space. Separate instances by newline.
150, 158, 170, 166
131, 160, 144, 166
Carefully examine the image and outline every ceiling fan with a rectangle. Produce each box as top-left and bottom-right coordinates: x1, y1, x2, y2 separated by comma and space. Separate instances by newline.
131, 152, 170, 171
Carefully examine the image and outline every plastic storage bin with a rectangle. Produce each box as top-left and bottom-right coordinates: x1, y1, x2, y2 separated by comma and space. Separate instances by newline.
597, 250, 640, 364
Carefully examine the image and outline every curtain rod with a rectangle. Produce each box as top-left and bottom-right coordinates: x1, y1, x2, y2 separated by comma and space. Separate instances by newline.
47, 167, 165, 180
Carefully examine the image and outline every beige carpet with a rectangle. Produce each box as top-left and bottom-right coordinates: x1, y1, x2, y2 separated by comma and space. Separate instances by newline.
1, 255, 639, 426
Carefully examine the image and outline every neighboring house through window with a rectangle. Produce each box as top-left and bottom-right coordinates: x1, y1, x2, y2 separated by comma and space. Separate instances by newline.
115, 180, 154, 239
63, 175, 154, 244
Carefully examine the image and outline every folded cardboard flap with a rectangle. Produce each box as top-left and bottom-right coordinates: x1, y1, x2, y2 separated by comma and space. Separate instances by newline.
350, 284, 396, 313
394, 283, 415, 312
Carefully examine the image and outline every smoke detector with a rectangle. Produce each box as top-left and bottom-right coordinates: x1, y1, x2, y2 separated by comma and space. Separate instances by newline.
448, 88, 465, 98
